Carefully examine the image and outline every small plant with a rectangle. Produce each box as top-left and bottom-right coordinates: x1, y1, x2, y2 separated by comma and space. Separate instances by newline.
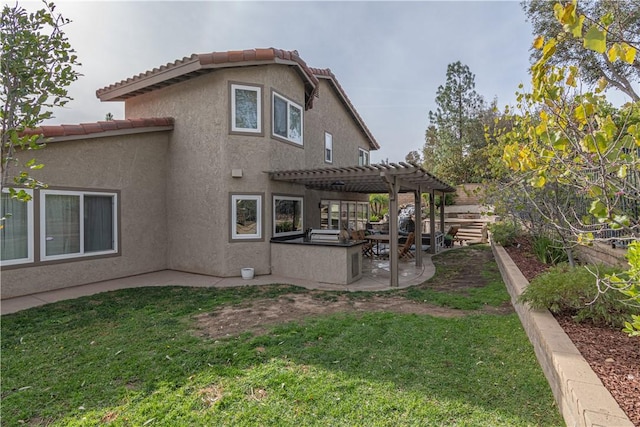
531, 235, 568, 265
488, 221, 521, 247
519, 263, 634, 328
369, 214, 379, 222
275, 221, 293, 233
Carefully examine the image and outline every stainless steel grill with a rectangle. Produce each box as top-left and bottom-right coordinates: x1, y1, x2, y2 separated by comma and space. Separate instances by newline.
308, 229, 341, 243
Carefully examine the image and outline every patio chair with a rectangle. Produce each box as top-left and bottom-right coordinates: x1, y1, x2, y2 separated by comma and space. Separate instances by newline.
353, 230, 375, 258
398, 232, 415, 260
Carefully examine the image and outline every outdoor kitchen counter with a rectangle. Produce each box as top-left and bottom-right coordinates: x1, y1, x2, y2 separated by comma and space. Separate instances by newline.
270, 237, 364, 285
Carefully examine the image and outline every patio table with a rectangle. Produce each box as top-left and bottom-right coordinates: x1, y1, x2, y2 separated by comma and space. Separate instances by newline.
366, 234, 391, 257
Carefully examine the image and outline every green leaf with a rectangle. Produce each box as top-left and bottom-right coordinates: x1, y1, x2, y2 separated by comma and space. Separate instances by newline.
565, 14, 585, 38
589, 199, 607, 218
617, 164, 628, 179
600, 12, 614, 27
583, 25, 606, 53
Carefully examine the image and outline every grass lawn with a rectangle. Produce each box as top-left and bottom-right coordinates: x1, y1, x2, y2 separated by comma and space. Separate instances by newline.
1, 247, 563, 426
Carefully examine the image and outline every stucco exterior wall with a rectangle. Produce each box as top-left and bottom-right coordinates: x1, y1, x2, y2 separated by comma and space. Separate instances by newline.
1, 132, 169, 298
305, 79, 372, 168
125, 64, 372, 278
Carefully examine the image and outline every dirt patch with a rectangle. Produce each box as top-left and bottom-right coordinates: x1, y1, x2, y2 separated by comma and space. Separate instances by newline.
194, 293, 468, 340
194, 247, 511, 341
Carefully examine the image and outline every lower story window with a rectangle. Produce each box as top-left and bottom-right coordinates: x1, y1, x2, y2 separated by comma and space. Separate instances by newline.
231, 194, 262, 240
273, 195, 303, 237
1, 190, 34, 266
41, 190, 117, 260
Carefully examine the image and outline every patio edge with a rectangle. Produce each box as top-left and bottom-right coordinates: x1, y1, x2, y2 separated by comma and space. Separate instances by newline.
491, 243, 633, 427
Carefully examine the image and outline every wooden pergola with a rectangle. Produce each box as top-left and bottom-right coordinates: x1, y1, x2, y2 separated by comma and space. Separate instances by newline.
269, 162, 456, 287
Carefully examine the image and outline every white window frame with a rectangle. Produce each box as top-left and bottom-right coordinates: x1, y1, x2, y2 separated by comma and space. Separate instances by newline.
40, 189, 118, 261
231, 194, 262, 240
273, 195, 304, 237
272, 91, 304, 145
0, 189, 34, 266
231, 83, 262, 134
324, 132, 333, 163
358, 148, 370, 166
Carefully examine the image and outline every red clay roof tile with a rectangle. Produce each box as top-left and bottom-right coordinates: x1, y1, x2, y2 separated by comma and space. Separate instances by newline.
94, 48, 377, 149
20, 118, 174, 140
255, 48, 274, 60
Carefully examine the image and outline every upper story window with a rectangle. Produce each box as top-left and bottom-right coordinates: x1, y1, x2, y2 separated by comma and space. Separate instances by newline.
272, 91, 303, 145
358, 148, 370, 166
230, 83, 262, 134
41, 190, 118, 261
1, 189, 34, 266
325, 132, 333, 163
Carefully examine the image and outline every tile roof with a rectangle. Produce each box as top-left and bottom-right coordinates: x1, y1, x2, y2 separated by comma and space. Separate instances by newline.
96, 48, 378, 150
21, 117, 174, 140
96, 48, 318, 105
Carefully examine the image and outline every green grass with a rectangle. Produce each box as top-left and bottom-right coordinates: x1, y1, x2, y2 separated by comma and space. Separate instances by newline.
1, 249, 563, 426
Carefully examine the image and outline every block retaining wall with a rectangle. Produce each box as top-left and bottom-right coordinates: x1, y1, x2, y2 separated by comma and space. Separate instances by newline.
491, 243, 633, 427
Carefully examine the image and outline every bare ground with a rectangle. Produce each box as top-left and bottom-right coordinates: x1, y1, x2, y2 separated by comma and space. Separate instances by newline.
194, 247, 508, 341
194, 293, 470, 340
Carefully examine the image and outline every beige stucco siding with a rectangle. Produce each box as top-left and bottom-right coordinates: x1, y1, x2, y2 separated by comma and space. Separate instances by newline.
1, 132, 169, 298
124, 65, 309, 276
305, 79, 373, 168
123, 64, 371, 278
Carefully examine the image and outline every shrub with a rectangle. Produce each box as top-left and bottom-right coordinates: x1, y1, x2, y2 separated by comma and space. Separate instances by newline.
488, 221, 521, 246
369, 215, 379, 222
531, 235, 568, 265
519, 263, 635, 328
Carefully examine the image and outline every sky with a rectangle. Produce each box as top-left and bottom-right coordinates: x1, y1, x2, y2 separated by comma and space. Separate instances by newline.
19, 0, 539, 163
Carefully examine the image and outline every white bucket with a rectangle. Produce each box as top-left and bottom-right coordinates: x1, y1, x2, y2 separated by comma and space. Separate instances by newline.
241, 267, 254, 280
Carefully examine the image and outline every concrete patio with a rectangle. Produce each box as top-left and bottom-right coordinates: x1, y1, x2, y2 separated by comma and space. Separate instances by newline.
1, 255, 436, 315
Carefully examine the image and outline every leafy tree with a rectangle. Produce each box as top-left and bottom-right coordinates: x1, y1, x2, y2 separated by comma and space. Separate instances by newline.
404, 150, 422, 164
522, 0, 640, 101
369, 193, 389, 219
496, 0, 639, 334
422, 61, 488, 185
1, 1, 80, 200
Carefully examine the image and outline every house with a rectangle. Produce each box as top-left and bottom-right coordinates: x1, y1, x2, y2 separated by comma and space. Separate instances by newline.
1, 48, 385, 298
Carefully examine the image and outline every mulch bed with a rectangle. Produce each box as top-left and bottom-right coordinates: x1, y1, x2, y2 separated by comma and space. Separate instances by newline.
503, 238, 640, 426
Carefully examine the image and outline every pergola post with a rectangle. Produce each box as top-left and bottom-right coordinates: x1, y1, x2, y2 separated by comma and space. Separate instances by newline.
429, 190, 436, 254
414, 188, 422, 268
386, 175, 400, 287
439, 190, 446, 238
